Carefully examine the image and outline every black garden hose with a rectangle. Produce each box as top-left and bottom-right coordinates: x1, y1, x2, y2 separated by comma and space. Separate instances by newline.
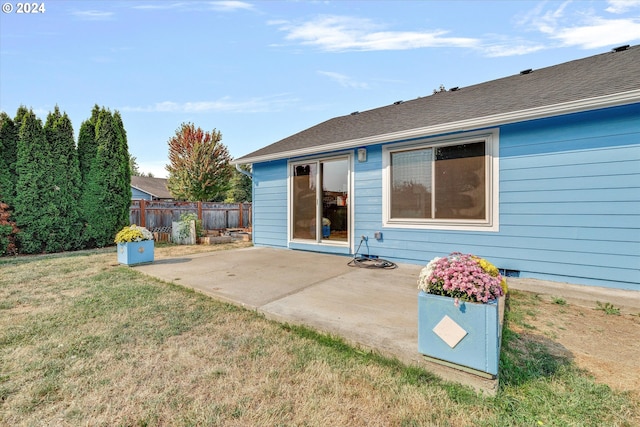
347, 237, 397, 269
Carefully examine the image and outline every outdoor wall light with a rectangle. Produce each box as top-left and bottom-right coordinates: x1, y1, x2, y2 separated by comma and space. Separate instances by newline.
357, 148, 367, 162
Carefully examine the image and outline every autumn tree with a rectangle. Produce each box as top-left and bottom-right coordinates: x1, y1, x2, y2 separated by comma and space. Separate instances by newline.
166, 123, 233, 201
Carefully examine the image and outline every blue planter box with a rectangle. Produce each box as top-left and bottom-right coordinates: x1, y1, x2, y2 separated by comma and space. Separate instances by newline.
117, 240, 154, 265
418, 291, 501, 377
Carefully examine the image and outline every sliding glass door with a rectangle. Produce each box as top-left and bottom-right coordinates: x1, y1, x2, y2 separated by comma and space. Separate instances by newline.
291, 157, 349, 243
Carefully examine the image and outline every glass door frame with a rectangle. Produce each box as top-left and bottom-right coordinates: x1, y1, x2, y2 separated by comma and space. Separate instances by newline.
288, 154, 352, 248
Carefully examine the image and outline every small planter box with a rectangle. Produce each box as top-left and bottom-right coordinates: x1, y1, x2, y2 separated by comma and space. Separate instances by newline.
117, 240, 154, 266
418, 291, 501, 377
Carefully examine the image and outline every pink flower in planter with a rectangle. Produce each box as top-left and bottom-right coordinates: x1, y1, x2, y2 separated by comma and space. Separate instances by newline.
417, 252, 504, 303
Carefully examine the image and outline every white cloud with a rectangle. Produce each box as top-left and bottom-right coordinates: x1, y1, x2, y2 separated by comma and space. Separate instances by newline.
519, 2, 640, 49
132, 1, 254, 12
272, 15, 479, 52
208, 1, 255, 12
606, 0, 640, 13
71, 10, 114, 20
318, 71, 369, 89
122, 95, 297, 114
552, 17, 640, 48
515, 1, 566, 35
480, 42, 546, 58
131, 3, 188, 10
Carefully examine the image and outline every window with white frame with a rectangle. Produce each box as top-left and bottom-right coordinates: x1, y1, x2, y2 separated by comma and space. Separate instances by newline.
383, 131, 498, 230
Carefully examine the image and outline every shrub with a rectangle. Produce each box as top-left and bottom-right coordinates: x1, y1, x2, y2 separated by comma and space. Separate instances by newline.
0, 201, 19, 256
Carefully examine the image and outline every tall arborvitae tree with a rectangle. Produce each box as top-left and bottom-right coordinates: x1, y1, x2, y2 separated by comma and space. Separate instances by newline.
77, 105, 99, 247
44, 106, 82, 251
13, 109, 57, 253
82, 108, 131, 247
14, 106, 29, 128
114, 111, 132, 229
77, 104, 100, 186
0, 112, 19, 207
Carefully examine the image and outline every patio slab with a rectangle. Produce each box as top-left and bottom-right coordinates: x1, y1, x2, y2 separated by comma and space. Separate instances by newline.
134, 247, 492, 394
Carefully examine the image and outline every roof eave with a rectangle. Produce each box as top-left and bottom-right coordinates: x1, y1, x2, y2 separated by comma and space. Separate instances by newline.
232, 89, 640, 165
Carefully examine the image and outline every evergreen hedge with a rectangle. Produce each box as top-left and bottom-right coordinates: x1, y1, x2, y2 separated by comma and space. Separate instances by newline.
3, 105, 131, 254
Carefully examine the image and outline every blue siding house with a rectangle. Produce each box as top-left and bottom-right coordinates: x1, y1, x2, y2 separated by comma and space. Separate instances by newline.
233, 45, 640, 291
131, 176, 172, 201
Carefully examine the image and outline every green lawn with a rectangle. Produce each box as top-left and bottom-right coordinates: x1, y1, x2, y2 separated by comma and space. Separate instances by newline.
1, 247, 638, 426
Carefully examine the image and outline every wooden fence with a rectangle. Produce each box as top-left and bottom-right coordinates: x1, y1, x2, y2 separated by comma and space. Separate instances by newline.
130, 200, 252, 232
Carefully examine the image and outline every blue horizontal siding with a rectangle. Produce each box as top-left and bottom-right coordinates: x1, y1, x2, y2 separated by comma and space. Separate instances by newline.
501, 188, 636, 203
381, 104, 640, 289
251, 104, 640, 290
500, 214, 638, 228
501, 158, 639, 180
501, 201, 640, 215
131, 188, 152, 200
252, 160, 288, 248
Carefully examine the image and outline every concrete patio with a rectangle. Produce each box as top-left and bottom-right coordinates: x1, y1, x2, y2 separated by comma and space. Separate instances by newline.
133, 245, 640, 395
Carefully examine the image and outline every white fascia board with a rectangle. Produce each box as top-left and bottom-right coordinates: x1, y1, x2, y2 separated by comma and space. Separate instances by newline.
232, 90, 640, 165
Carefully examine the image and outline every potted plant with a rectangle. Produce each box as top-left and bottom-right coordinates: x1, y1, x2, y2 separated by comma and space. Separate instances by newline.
417, 252, 507, 377
114, 224, 154, 265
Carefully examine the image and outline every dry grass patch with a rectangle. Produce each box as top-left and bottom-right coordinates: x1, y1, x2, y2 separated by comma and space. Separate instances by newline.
1, 245, 638, 426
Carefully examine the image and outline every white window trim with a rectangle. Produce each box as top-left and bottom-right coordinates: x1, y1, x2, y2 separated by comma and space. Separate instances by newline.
382, 130, 500, 232
287, 153, 354, 248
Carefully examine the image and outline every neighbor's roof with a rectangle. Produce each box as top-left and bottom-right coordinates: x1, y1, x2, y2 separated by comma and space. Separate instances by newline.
234, 44, 640, 164
131, 176, 172, 199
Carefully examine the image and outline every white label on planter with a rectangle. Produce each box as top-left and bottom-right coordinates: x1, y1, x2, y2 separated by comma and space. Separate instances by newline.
433, 315, 468, 348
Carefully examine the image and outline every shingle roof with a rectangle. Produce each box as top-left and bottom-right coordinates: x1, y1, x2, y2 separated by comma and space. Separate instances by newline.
131, 176, 172, 199
235, 45, 640, 164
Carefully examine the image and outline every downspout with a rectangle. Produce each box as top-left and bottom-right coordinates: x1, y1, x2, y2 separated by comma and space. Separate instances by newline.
235, 163, 252, 179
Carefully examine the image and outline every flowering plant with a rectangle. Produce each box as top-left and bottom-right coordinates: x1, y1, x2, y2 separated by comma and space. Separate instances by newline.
417, 252, 506, 303
114, 225, 154, 243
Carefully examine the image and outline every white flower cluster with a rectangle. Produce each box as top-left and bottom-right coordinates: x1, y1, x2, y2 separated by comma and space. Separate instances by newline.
133, 225, 154, 242
417, 257, 441, 292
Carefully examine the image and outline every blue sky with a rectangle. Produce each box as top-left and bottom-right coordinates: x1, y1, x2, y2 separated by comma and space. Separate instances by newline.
2, 0, 640, 177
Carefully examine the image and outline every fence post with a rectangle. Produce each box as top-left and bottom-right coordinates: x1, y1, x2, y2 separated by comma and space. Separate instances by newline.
197, 201, 203, 223
140, 199, 147, 227
238, 203, 243, 229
